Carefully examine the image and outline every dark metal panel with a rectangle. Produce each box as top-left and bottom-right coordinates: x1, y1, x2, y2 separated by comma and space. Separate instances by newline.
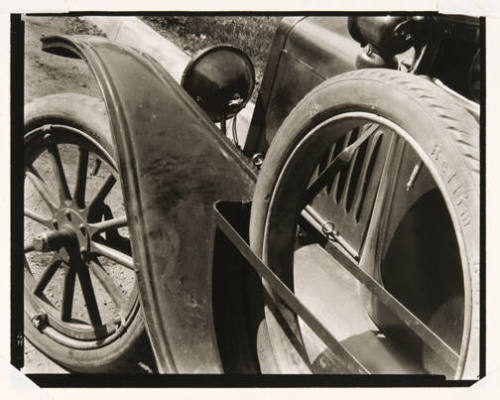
285, 17, 358, 80
263, 52, 324, 146
244, 17, 304, 156
245, 17, 360, 155
41, 35, 257, 373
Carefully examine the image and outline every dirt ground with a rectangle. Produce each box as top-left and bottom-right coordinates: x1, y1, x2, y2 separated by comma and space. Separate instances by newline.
22, 16, 146, 374
24, 16, 103, 103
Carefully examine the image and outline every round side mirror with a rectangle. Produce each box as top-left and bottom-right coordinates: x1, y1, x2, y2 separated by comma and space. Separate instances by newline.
181, 45, 255, 123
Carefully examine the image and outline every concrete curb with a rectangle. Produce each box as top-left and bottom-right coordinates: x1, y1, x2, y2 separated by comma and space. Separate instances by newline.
82, 16, 254, 142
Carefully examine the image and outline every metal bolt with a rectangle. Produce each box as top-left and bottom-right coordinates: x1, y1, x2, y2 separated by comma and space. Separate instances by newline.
32, 313, 47, 330
321, 221, 338, 239
113, 315, 126, 335
251, 153, 264, 168
228, 93, 243, 107
33, 232, 50, 252
43, 133, 53, 143
318, 355, 328, 369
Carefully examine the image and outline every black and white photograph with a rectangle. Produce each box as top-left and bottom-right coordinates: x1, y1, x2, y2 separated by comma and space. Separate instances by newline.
9, 7, 492, 391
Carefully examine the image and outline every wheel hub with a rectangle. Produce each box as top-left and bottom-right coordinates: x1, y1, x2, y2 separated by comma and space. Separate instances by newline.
34, 206, 91, 263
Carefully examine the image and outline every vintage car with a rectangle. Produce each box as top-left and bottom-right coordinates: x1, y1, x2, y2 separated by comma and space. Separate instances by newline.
23, 15, 481, 379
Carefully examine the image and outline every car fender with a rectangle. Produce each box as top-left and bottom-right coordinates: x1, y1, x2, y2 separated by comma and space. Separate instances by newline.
41, 34, 257, 373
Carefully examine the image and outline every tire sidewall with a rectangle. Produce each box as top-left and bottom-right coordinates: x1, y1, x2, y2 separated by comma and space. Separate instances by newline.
23, 93, 148, 373
250, 70, 479, 378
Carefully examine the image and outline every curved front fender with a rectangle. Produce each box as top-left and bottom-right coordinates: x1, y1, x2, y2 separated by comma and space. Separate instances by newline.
42, 35, 257, 373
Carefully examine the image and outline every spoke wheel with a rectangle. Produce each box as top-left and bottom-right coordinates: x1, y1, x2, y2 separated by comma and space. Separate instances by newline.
24, 93, 153, 373
250, 70, 479, 379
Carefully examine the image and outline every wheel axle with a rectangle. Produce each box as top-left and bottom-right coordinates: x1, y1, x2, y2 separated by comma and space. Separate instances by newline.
32, 228, 74, 252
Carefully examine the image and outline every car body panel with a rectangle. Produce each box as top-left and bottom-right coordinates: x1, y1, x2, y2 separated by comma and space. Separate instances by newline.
244, 15, 480, 156
42, 34, 257, 373
245, 17, 360, 155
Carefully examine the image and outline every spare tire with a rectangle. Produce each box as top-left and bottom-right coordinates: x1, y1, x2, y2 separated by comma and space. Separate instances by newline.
250, 69, 479, 379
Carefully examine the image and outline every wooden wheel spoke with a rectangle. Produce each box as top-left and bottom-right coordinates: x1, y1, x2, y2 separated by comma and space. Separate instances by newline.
88, 174, 116, 213
45, 139, 72, 202
76, 264, 103, 327
89, 259, 126, 310
61, 268, 76, 322
33, 258, 61, 296
24, 208, 52, 228
91, 241, 134, 270
25, 167, 57, 211
73, 148, 89, 208
88, 216, 128, 236
302, 125, 377, 207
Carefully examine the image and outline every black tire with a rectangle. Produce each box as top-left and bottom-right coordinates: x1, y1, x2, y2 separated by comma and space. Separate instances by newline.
250, 69, 479, 378
24, 93, 154, 373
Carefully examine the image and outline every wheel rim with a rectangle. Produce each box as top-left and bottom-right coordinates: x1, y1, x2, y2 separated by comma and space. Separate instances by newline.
259, 112, 471, 377
24, 124, 139, 349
